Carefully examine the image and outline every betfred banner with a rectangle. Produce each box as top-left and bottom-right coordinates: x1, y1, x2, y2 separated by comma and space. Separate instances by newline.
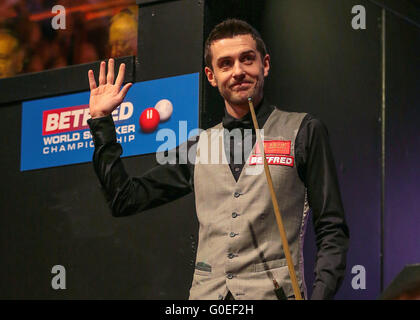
21, 72, 199, 171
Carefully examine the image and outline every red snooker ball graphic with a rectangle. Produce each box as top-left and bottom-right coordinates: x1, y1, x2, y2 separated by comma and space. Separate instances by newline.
139, 107, 160, 133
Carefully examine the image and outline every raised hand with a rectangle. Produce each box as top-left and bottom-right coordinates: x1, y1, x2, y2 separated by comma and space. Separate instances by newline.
88, 58, 133, 119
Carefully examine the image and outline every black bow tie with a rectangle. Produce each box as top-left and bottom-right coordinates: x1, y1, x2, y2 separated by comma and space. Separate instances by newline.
222, 117, 253, 131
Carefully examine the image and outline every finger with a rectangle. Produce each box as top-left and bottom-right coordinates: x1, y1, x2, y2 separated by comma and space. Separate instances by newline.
107, 58, 115, 84
115, 63, 126, 88
99, 61, 106, 85
88, 70, 97, 90
118, 82, 133, 100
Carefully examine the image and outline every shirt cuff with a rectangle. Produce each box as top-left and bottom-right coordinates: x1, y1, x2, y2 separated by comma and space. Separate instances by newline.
87, 114, 116, 147
310, 282, 335, 300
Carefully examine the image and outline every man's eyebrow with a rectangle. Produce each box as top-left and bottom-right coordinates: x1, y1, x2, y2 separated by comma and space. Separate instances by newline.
240, 50, 256, 56
216, 50, 256, 63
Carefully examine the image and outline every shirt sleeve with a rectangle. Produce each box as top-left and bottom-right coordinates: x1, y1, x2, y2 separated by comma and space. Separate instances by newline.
295, 114, 350, 300
87, 115, 196, 217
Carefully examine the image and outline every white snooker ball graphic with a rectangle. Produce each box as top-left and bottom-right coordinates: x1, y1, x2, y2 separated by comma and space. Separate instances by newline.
154, 99, 173, 122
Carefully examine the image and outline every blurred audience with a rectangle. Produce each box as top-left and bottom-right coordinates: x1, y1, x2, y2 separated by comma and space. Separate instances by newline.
0, 0, 137, 79
0, 29, 24, 78
108, 5, 138, 58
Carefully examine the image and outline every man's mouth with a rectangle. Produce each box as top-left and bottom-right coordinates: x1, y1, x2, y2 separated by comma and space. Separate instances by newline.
231, 81, 253, 90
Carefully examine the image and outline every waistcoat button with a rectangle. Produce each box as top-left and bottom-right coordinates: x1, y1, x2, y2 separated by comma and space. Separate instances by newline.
228, 253, 235, 259
232, 212, 238, 218
227, 273, 233, 279
234, 192, 240, 198
229, 232, 236, 237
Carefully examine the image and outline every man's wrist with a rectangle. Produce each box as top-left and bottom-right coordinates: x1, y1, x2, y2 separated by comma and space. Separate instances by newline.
90, 111, 110, 119
87, 114, 117, 146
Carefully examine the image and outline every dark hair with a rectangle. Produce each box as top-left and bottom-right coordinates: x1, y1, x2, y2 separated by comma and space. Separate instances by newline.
204, 19, 267, 69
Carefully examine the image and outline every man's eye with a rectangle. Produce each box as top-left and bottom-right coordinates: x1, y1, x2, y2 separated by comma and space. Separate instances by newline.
220, 61, 230, 67
243, 55, 254, 63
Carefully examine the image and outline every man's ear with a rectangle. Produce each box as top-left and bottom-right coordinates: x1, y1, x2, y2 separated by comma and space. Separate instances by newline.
204, 66, 217, 87
263, 54, 270, 77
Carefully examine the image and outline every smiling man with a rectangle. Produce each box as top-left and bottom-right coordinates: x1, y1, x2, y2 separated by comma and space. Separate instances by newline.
88, 19, 349, 300
204, 32, 269, 118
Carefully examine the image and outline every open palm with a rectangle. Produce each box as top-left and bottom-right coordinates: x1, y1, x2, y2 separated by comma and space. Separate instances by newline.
88, 58, 133, 118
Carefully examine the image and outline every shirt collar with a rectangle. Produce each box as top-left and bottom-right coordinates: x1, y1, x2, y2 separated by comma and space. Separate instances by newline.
222, 97, 274, 130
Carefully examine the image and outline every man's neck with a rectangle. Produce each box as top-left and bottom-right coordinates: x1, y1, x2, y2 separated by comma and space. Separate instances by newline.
225, 95, 263, 119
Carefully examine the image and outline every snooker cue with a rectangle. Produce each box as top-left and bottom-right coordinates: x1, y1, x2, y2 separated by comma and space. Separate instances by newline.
247, 97, 303, 300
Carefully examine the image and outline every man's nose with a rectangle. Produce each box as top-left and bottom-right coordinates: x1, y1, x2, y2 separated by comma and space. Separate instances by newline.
232, 61, 245, 79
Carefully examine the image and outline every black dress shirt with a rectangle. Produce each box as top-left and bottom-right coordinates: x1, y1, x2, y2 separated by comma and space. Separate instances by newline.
87, 98, 349, 300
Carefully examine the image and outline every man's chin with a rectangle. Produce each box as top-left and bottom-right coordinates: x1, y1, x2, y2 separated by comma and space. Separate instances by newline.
227, 98, 250, 108
227, 92, 253, 105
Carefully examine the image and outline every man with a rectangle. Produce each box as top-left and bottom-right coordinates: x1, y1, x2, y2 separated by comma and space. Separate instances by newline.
0, 29, 24, 78
87, 19, 349, 300
108, 6, 138, 58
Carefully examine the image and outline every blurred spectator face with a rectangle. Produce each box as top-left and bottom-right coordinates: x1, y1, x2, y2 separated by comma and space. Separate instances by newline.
0, 31, 24, 78
74, 42, 98, 65
108, 11, 137, 57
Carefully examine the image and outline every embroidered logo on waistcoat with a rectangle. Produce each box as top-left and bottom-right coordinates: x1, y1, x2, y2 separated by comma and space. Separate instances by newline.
250, 140, 294, 167
255, 140, 291, 155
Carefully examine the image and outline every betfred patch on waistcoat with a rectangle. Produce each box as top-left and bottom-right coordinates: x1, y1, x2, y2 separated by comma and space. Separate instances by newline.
251, 140, 294, 167
255, 140, 291, 155
249, 155, 294, 167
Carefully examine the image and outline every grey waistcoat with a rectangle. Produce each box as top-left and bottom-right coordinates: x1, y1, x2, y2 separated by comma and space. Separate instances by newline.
189, 108, 310, 300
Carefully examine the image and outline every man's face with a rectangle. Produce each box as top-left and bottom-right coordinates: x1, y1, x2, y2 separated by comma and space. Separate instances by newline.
205, 34, 270, 108
0, 33, 23, 78
109, 15, 137, 57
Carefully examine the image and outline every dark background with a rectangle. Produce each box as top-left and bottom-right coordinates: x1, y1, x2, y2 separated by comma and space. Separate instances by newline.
0, 0, 418, 299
